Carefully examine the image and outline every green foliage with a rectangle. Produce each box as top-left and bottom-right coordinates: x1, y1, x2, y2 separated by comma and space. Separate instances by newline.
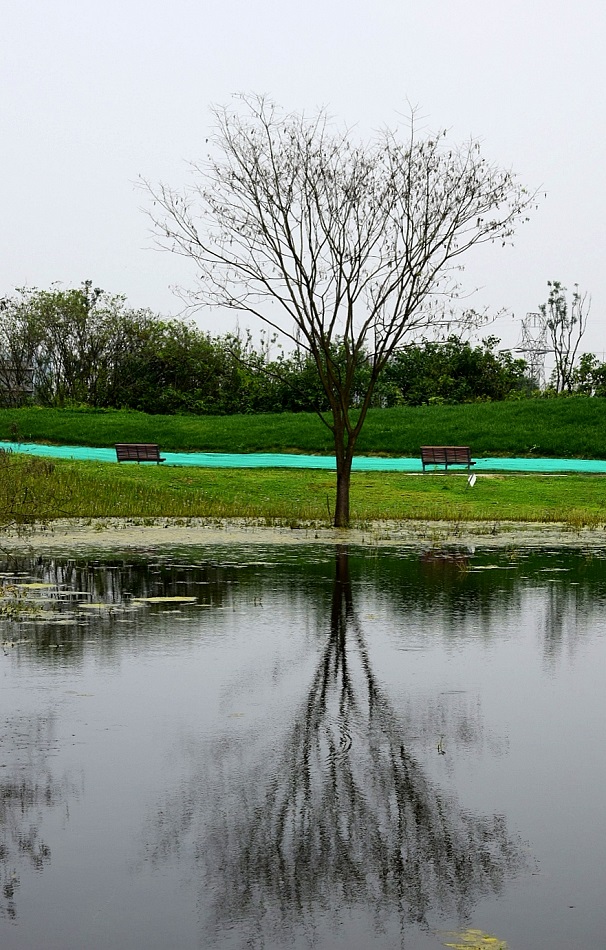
0, 281, 129, 407
379, 336, 533, 406
570, 352, 606, 397
0, 283, 536, 415
100, 317, 251, 415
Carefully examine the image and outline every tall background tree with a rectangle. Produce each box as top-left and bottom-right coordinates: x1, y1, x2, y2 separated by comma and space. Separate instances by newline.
144, 95, 535, 526
539, 280, 590, 394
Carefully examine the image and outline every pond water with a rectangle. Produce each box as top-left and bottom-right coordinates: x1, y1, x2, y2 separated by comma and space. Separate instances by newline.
1, 542, 606, 950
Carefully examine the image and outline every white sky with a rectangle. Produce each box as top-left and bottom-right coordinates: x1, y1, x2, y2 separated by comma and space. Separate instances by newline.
3, 0, 605, 356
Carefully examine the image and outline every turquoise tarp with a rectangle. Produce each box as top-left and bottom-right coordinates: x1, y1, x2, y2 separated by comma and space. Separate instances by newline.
2, 441, 606, 474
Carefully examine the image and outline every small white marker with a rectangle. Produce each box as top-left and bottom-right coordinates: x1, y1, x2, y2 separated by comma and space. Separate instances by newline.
467, 473, 477, 488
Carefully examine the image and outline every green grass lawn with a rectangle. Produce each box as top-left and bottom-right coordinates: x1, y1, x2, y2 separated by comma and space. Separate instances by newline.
2, 397, 606, 458
3, 401, 606, 529
3, 455, 606, 527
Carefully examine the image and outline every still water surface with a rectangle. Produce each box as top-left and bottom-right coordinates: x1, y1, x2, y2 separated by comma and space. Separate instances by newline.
1, 543, 606, 950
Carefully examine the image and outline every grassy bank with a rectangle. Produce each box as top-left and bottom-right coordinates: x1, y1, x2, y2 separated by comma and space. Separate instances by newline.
2, 397, 606, 458
2, 454, 606, 528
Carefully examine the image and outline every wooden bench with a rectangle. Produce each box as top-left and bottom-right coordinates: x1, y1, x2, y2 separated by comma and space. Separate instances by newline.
420, 446, 476, 472
115, 443, 165, 464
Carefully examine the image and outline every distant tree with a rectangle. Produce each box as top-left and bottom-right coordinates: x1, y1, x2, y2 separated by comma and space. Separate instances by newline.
540, 281, 590, 394
0, 295, 39, 407
144, 94, 535, 525
381, 336, 533, 406
570, 352, 606, 397
0, 282, 128, 407
0, 285, 536, 418
102, 313, 242, 415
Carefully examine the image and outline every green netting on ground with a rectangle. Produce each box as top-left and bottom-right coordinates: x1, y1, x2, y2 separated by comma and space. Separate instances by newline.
2, 441, 606, 474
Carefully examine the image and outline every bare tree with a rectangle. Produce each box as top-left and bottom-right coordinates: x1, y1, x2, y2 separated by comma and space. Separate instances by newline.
144, 95, 536, 526
540, 280, 590, 393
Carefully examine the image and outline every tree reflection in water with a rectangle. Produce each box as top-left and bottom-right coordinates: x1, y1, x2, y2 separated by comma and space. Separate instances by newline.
0, 713, 73, 920
147, 546, 526, 946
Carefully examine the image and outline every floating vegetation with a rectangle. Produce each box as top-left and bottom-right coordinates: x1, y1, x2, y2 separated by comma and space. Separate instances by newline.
0, 583, 44, 620
442, 929, 507, 949
468, 565, 515, 571
131, 596, 197, 604
2, 637, 32, 650
0, 566, 200, 637
14, 582, 56, 589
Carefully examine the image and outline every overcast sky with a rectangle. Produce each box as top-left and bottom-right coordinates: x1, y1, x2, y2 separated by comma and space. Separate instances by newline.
3, 0, 605, 356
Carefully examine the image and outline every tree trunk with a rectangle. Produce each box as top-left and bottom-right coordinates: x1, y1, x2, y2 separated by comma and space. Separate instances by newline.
331, 395, 370, 528
334, 443, 353, 528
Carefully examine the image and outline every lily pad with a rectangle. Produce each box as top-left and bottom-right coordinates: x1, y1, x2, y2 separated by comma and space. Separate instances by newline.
131, 596, 197, 603
468, 565, 513, 571
15, 582, 57, 589
442, 929, 507, 949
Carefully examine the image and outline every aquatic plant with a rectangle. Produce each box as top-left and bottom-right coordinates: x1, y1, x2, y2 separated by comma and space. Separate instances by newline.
0, 583, 42, 620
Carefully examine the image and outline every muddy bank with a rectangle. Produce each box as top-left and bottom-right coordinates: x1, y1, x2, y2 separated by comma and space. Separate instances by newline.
1, 517, 606, 553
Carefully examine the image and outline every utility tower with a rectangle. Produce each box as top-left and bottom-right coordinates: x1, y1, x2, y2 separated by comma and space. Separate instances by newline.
514, 311, 552, 389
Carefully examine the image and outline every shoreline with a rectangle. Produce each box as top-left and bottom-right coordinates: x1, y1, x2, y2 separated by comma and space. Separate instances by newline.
2, 516, 606, 553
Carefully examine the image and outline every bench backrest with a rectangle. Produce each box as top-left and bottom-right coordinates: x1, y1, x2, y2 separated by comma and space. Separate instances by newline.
115, 443, 162, 462
421, 446, 472, 464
